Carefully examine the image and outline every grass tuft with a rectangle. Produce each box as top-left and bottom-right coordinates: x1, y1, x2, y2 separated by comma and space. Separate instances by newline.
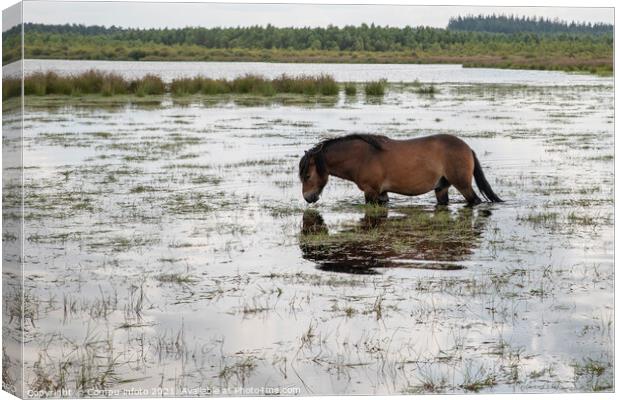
365, 79, 387, 96
344, 82, 357, 96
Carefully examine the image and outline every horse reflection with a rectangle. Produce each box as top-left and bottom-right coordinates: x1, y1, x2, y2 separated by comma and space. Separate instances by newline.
299, 206, 491, 274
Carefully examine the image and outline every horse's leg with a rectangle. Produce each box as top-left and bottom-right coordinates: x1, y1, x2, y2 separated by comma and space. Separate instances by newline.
455, 185, 482, 206
363, 188, 381, 204
364, 192, 379, 204
434, 177, 450, 205
445, 153, 480, 206
378, 192, 389, 205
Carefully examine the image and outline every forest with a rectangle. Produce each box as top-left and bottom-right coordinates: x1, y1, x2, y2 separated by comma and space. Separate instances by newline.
447, 15, 612, 35
2, 15, 613, 75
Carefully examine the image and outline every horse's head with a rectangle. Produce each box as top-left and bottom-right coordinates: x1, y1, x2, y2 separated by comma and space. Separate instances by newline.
299, 149, 328, 203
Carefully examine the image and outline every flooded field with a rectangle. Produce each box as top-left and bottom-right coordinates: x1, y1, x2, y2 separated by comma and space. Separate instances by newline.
2, 67, 614, 395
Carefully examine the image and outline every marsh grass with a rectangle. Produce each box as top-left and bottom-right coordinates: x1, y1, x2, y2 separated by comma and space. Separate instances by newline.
572, 358, 613, 391
11, 71, 341, 100
132, 74, 166, 96
344, 83, 357, 96
273, 74, 338, 95
460, 363, 497, 392
31, 328, 122, 393
365, 79, 387, 96
155, 273, 197, 284
7, 288, 37, 329
3, 78, 20, 100
17, 70, 166, 99
170, 73, 339, 97
6, 71, 373, 101
218, 356, 258, 386
518, 211, 559, 226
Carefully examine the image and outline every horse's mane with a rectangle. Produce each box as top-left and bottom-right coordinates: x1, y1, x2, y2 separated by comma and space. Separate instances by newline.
299, 134, 386, 179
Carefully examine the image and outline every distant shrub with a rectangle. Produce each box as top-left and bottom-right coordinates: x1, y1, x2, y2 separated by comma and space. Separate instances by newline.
365, 79, 387, 96
128, 49, 146, 60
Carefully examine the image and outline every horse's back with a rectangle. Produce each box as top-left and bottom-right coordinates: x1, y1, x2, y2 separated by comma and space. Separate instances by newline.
377, 134, 475, 195
397, 134, 470, 150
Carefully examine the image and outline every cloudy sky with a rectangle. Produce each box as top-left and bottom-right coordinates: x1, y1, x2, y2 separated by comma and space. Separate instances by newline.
10, 1, 616, 30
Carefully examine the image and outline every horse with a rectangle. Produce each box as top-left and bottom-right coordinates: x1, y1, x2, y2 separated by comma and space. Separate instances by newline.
298, 133, 502, 206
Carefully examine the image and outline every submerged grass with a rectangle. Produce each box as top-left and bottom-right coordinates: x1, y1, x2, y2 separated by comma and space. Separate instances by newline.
416, 84, 439, 95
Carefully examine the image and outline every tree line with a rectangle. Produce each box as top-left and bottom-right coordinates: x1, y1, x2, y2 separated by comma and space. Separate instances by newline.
447, 14, 612, 35
2, 18, 612, 74
5, 20, 612, 54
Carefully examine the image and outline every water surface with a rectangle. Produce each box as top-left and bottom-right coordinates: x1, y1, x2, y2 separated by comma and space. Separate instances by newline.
2, 64, 613, 396
15, 59, 614, 86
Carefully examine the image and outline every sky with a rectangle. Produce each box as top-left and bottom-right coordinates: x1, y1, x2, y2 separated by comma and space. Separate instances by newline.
4, 1, 615, 31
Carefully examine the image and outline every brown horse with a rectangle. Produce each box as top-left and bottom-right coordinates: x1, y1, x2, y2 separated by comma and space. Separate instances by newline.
298, 133, 502, 206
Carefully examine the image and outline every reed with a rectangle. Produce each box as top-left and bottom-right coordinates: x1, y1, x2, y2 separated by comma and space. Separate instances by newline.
344, 83, 357, 96
5, 71, 355, 100
131, 74, 166, 96
365, 79, 387, 96
3, 77, 21, 100
11, 70, 167, 99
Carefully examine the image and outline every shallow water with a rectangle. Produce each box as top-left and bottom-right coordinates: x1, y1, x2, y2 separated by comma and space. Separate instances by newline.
2, 71, 614, 395
11, 59, 614, 85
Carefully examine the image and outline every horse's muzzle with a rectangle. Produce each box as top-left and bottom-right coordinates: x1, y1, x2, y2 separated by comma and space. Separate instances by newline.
303, 192, 320, 203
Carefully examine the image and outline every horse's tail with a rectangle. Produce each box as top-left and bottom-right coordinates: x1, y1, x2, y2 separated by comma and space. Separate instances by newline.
472, 151, 503, 203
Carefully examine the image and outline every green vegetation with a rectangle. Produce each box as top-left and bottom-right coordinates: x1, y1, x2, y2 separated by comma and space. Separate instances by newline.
3, 71, 341, 100
448, 15, 612, 35
133, 74, 166, 96
365, 80, 387, 96
3, 21, 612, 74
344, 83, 357, 96
170, 73, 338, 96
572, 358, 613, 392
3, 70, 165, 99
